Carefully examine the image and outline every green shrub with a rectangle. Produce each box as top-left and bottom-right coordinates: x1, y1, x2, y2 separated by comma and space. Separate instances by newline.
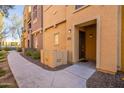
31, 51, 40, 60
2, 47, 10, 51
0, 56, 5, 59
0, 68, 6, 77
0, 51, 7, 56
0, 51, 6, 63
0, 59, 6, 63
25, 49, 40, 60
0, 84, 12, 88
0, 52, 4, 56
16, 48, 22, 52
25, 50, 33, 56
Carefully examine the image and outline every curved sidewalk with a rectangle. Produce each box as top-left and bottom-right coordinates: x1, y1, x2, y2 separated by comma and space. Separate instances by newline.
7, 51, 95, 88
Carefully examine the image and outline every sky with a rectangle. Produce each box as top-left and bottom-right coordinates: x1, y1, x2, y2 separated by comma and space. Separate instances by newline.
9, 5, 24, 18
4, 5, 24, 42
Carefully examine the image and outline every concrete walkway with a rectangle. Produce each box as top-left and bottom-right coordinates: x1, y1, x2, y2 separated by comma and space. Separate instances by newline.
7, 51, 96, 88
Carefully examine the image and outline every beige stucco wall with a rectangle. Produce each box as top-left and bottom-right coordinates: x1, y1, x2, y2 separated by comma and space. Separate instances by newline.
43, 5, 66, 29
23, 31, 28, 48
31, 6, 43, 51
42, 5, 119, 73
41, 50, 67, 68
43, 6, 67, 67
33, 32, 43, 50
23, 5, 32, 48
31, 6, 43, 32
66, 5, 119, 73
23, 6, 28, 33
23, 6, 29, 48
44, 22, 66, 51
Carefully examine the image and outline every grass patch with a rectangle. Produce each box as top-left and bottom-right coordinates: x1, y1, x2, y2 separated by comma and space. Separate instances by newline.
0, 84, 12, 88
0, 51, 7, 63
0, 68, 6, 77
0, 56, 5, 59
0, 52, 4, 56
0, 58, 6, 63
0, 51, 7, 56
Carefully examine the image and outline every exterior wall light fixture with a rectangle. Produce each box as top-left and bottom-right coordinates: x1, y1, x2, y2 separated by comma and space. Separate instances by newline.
68, 29, 71, 33
67, 29, 72, 40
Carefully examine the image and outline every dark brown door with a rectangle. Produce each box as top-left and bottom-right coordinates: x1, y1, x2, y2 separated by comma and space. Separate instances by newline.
79, 31, 85, 59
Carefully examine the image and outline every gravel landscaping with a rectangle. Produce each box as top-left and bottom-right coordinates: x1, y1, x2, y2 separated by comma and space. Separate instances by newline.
20, 53, 72, 71
87, 71, 124, 88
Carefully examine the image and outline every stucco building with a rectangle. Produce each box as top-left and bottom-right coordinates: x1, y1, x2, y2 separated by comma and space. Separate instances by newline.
22, 5, 32, 48
22, 5, 43, 50
31, 5, 43, 50
22, 5, 124, 74
42, 5, 124, 74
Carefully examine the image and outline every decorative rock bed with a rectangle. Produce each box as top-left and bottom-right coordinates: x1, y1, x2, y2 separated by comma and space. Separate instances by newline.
87, 71, 124, 88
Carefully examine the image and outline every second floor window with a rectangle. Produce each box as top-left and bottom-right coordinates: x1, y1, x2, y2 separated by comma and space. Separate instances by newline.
33, 5, 37, 19
75, 5, 84, 10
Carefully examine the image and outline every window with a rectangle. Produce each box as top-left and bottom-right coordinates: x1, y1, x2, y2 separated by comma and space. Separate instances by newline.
54, 33, 59, 45
33, 5, 37, 19
75, 5, 84, 9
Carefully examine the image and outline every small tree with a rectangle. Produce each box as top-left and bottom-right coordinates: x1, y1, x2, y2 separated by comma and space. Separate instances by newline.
0, 5, 15, 48
0, 27, 9, 39
0, 25, 10, 48
9, 14, 23, 46
0, 5, 15, 17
